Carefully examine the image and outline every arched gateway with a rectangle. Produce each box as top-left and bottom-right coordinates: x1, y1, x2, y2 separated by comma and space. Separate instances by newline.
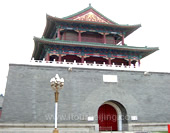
98, 104, 118, 131
98, 101, 128, 131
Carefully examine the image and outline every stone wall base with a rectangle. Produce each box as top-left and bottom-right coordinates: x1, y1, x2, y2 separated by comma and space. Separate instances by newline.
0, 123, 98, 133
129, 123, 169, 131
0, 123, 169, 132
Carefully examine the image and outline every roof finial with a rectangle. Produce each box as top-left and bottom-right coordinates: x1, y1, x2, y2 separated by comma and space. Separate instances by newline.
89, 3, 91, 7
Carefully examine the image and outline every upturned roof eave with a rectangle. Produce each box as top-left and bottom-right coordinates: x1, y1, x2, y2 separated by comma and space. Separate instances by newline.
43, 14, 141, 38
33, 37, 159, 52
32, 37, 159, 60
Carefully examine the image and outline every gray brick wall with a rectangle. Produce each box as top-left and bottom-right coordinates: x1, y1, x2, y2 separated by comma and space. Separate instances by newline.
0, 96, 3, 108
1, 64, 170, 124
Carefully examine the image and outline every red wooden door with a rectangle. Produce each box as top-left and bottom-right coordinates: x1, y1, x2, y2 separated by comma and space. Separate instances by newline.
98, 104, 118, 131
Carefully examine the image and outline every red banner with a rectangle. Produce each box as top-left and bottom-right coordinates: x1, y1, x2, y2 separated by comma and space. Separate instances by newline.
168, 124, 170, 133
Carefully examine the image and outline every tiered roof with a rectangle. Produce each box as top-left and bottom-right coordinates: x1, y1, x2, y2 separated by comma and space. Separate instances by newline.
32, 5, 158, 59
43, 5, 141, 38
33, 37, 158, 59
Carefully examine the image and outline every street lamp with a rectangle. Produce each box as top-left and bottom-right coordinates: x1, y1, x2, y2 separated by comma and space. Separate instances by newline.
50, 74, 64, 133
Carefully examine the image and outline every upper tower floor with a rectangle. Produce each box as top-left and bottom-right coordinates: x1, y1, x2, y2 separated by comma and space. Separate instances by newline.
43, 5, 141, 46
32, 5, 158, 68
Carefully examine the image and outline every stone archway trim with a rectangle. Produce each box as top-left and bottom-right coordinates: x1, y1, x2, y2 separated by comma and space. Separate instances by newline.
103, 101, 122, 131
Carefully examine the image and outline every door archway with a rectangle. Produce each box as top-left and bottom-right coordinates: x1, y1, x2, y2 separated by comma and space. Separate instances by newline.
98, 101, 128, 131
98, 104, 118, 131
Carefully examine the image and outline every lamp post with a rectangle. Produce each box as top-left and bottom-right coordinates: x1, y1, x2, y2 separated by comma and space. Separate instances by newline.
50, 74, 64, 133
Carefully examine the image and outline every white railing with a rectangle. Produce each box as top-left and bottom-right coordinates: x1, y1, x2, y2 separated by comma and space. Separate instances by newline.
28, 58, 141, 71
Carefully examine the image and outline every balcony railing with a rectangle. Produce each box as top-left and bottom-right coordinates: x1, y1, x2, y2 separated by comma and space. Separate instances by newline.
27, 58, 141, 71
81, 36, 103, 43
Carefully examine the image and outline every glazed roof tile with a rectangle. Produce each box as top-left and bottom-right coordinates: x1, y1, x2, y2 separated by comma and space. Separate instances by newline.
43, 5, 141, 38
32, 37, 158, 60
34, 37, 158, 51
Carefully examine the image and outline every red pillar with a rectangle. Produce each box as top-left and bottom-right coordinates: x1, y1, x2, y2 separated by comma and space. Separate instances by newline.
103, 33, 106, 44
53, 32, 56, 39
81, 56, 84, 63
113, 37, 116, 45
122, 33, 124, 45
168, 124, 170, 133
63, 32, 66, 40
57, 28, 60, 40
129, 59, 131, 66
108, 58, 111, 65
58, 54, 61, 62
138, 59, 140, 67
46, 53, 50, 61
0, 110, 2, 118
78, 31, 82, 42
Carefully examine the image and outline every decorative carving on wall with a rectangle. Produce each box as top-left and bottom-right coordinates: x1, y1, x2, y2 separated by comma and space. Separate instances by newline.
74, 12, 109, 24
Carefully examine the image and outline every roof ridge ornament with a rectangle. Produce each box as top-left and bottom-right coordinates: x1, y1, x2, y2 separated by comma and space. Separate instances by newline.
89, 3, 92, 7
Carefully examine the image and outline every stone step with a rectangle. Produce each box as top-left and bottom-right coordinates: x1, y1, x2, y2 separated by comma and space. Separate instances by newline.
0, 128, 92, 133
100, 132, 151, 133
0, 128, 151, 133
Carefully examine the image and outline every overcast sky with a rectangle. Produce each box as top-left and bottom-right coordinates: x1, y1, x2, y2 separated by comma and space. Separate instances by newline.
0, 0, 170, 95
